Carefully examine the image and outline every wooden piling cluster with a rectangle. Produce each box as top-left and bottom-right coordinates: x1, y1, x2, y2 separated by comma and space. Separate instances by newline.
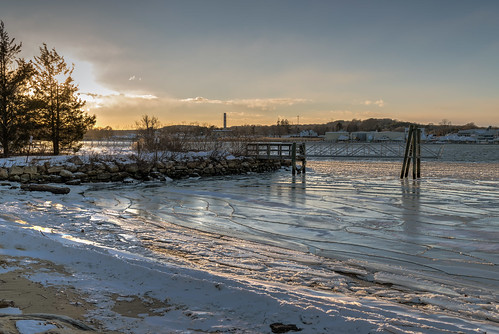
400, 125, 421, 179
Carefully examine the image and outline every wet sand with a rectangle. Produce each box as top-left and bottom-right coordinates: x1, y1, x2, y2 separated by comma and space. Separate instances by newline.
0, 255, 166, 334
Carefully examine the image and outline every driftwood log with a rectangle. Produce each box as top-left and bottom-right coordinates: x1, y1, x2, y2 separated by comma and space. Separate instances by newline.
20, 184, 70, 194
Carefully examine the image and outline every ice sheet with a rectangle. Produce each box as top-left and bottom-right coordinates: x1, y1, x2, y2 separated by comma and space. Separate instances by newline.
0, 156, 498, 333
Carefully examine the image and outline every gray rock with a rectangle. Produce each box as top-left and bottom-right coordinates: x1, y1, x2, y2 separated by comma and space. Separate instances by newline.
20, 174, 31, 183
0, 168, 8, 179
8, 175, 21, 182
125, 163, 139, 173
23, 166, 38, 175
97, 172, 112, 181
60, 169, 74, 179
65, 164, 78, 173
47, 166, 64, 174
67, 156, 84, 165
66, 179, 81, 185
106, 163, 120, 173
9, 166, 24, 176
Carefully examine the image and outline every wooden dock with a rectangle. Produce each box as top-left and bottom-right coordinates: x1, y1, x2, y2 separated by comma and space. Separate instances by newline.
246, 142, 306, 174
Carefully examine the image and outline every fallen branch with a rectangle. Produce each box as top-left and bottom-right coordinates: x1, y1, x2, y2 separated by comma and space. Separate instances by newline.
20, 184, 70, 194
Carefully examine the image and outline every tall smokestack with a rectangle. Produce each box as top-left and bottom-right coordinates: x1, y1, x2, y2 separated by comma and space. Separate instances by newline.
223, 113, 227, 129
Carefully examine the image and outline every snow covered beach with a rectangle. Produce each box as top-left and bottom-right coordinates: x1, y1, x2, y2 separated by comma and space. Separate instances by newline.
0, 144, 498, 333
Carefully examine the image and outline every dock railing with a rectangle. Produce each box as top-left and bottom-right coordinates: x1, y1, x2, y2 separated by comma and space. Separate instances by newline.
246, 142, 306, 174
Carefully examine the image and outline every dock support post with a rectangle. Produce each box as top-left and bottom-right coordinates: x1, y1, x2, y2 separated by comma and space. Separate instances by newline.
300, 143, 306, 174
412, 127, 417, 179
416, 128, 421, 178
401, 125, 421, 179
291, 142, 297, 175
401, 125, 413, 178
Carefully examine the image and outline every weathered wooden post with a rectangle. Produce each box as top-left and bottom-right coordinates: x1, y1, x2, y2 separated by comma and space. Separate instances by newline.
416, 127, 421, 178
401, 125, 414, 178
300, 143, 306, 174
291, 142, 297, 175
412, 126, 417, 179
401, 125, 421, 179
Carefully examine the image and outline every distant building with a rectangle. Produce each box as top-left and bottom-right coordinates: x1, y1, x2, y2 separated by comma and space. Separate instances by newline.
213, 112, 232, 136
373, 131, 405, 141
457, 128, 498, 143
299, 129, 319, 137
324, 131, 350, 141
325, 131, 405, 142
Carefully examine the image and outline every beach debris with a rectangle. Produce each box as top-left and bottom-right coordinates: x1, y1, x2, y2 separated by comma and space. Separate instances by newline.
0, 300, 15, 308
270, 322, 302, 333
20, 184, 70, 194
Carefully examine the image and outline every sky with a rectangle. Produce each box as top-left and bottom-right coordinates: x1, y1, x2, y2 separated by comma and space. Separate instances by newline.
2, 0, 498, 128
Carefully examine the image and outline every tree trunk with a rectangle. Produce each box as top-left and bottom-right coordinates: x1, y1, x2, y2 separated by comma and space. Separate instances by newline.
53, 96, 60, 155
53, 137, 60, 155
1, 138, 8, 157
0, 123, 9, 157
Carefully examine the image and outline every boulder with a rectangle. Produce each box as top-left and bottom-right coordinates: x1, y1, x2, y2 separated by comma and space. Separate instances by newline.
60, 169, 75, 179
105, 163, 120, 173
9, 166, 24, 176
67, 156, 84, 165
155, 161, 165, 169
125, 163, 139, 173
0, 168, 8, 180
66, 179, 82, 186
91, 162, 105, 171
227, 160, 239, 168
20, 174, 31, 183
47, 166, 64, 174
65, 164, 78, 173
8, 175, 21, 182
86, 169, 99, 176
97, 172, 112, 181
23, 166, 38, 175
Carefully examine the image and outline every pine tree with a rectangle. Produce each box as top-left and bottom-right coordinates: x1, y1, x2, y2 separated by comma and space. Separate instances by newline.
32, 44, 95, 155
0, 21, 33, 157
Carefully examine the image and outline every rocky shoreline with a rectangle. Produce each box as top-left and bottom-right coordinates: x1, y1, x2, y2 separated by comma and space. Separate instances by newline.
0, 155, 290, 185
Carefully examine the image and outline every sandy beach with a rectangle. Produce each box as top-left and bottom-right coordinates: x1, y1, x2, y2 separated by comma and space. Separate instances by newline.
0, 252, 175, 333
0, 256, 98, 333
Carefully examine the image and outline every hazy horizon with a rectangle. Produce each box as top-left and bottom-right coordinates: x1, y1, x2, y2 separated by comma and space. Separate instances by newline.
3, 1, 498, 128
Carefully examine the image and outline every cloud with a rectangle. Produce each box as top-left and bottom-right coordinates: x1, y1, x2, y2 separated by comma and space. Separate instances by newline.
179, 96, 309, 110
124, 93, 157, 100
181, 96, 212, 103
128, 75, 142, 81
82, 92, 101, 98
363, 99, 384, 107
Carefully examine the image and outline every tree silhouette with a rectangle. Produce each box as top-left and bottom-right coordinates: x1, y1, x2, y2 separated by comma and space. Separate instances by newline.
135, 114, 160, 152
0, 21, 33, 157
32, 44, 95, 155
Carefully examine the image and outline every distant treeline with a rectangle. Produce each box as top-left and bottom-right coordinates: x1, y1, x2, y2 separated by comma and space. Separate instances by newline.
85, 117, 488, 141
0, 21, 95, 157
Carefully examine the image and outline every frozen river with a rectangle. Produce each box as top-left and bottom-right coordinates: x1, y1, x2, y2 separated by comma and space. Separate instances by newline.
1, 144, 498, 330
84, 151, 498, 324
